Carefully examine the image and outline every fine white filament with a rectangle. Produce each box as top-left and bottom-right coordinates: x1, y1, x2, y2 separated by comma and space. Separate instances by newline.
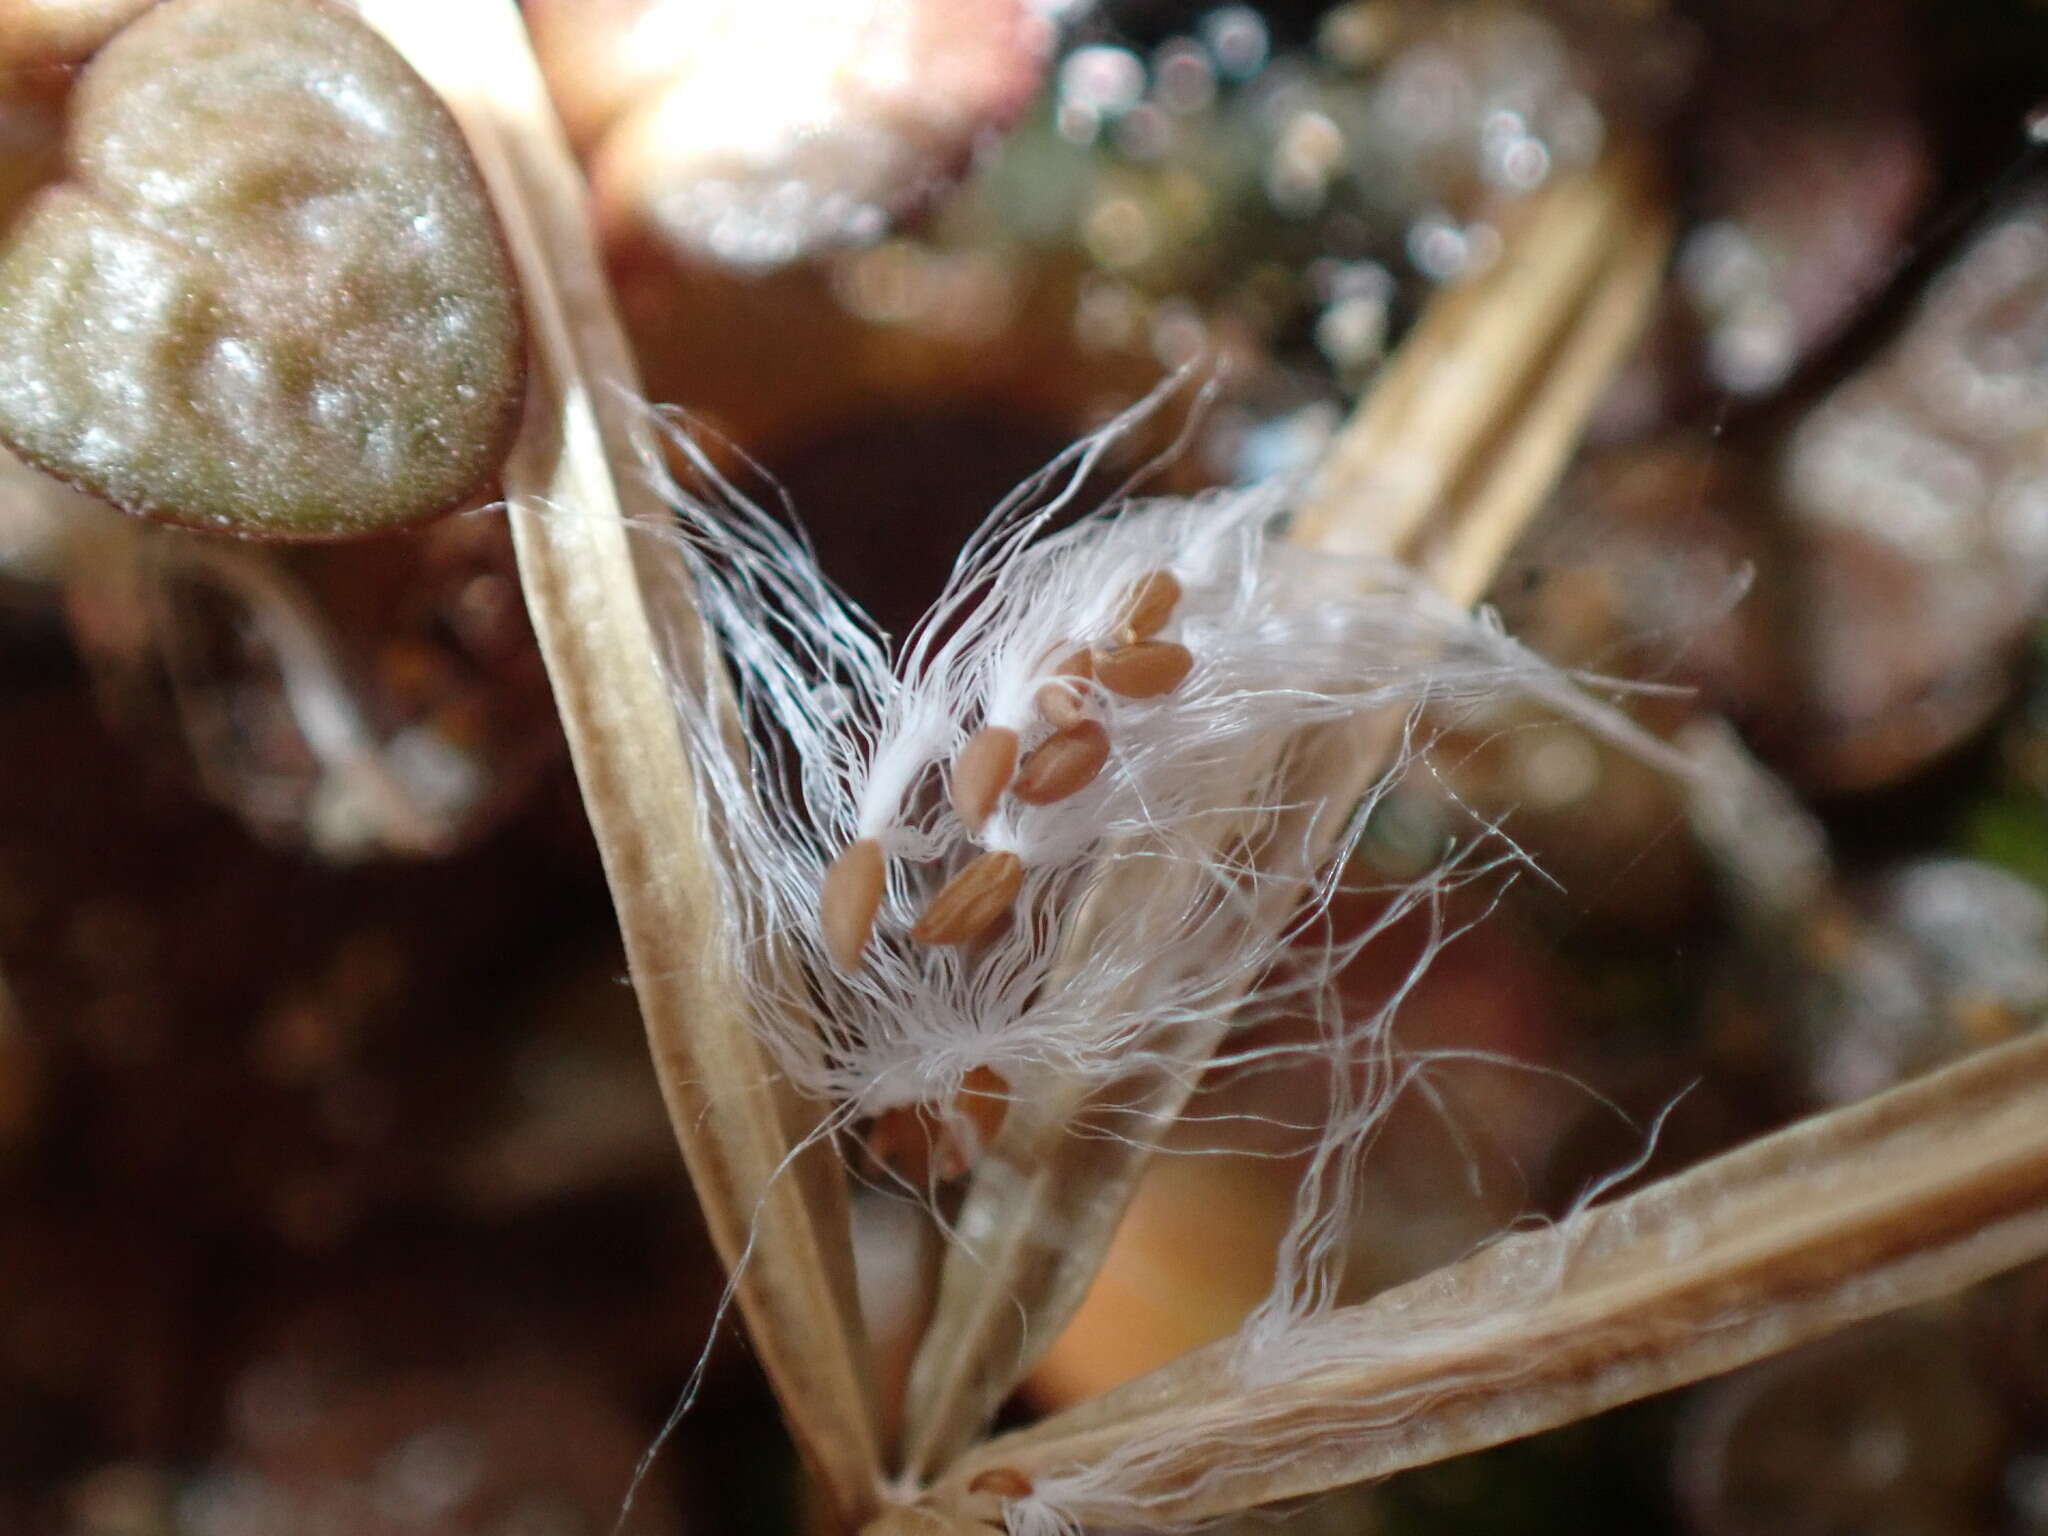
629, 398, 1692, 1532
636, 392, 1673, 1154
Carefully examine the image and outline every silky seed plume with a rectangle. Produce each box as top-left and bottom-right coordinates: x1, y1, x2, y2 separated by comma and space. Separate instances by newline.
632, 397, 1684, 1197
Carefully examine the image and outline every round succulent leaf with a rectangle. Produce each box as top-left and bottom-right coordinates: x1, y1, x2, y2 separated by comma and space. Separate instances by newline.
0, 0, 526, 540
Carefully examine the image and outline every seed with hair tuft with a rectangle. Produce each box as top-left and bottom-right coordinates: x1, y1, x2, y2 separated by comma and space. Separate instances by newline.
950, 725, 1019, 833
1012, 718, 1111, 804
910, 850, 1024, 946
819, 837, 885, 971
1114, 569, 1181, 642
1093, 639, 1194, 699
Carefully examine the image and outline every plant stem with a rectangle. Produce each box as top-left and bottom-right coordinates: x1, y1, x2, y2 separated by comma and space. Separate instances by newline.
933, 1027, 2048, 1529
356, 3, 883, 1523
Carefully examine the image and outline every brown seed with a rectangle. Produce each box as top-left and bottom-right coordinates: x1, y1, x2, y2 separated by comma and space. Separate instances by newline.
969, 1468, 1034, 1500
1012, 719, 1111, 805
950, 725, 1019, 833
865, 1106, 936, 1186
820, 837, 884, 971
910, 850, 1024, 946
1093, 640, 1194, 699
1050, 645, 1095, 681
1114, 569, 1182, 642
1035, 646, 1095, 726
954, 1065, 1010, 1153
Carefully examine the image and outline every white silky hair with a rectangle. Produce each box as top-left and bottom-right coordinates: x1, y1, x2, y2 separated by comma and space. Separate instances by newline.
630, 395, 1698, 1529
641, 398, 1676, 1108
997, 1106, 1687, 1536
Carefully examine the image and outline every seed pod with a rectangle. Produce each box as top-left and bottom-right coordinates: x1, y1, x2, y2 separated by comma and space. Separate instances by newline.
820, 837, 886, 970
1094, 640, 1194, 699
1035, 646, 1095, 727
1114, 569, 1181, 642
951, 725, 1019, 833
910, 850, 1024, 946
1012, 719, 1111, 805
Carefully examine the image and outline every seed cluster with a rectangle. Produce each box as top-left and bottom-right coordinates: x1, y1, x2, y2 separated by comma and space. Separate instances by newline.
819, 567, 1193, 975
660, 435, 1652, 1208
817, 567, 1195, 1180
